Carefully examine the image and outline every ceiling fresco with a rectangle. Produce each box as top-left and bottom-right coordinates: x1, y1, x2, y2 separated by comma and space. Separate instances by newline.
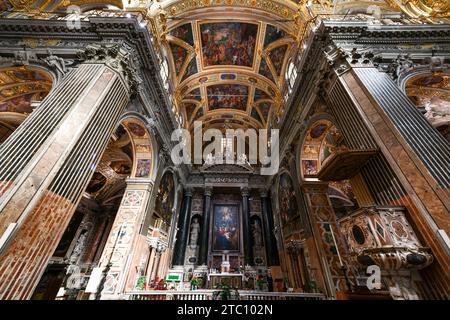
0, 67, 52, 114
162, 17, 297, 131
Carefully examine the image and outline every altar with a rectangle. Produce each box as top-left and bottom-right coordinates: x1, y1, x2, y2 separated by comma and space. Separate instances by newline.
208, 273, 244, 289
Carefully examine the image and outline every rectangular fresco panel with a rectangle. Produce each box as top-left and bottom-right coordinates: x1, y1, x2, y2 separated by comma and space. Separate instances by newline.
302, 159, 318, 176
212, 205, 240, 252
200, 22, 258, 67
207, 84, 248, 111
136, 159, 151, 177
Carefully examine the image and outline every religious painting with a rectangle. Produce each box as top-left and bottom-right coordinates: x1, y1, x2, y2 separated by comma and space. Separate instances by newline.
257, 102, 271, 123
200, 22, 258, 67
264, 24, 286, 47
310, 123, 329, 138
181, 57, 198, 81
278, 173, 298, 227
302, 159, 318, 176
136, 159, 151, 178
155, 171, 175, 225
269, 45, 287, 76
170, 43, 188, 75
207, 84, 248, 111
212, 205, 240, 251
0, 93, 35, 114
170, 23, 194, 46
126, 122, 146, 137
258, 57, 275, 83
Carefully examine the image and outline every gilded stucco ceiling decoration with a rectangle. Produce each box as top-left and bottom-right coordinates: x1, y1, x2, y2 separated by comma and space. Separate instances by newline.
6, 0, 123, 12
405, 73, 450, 141
386, 0, 450, 18
148, 1, 312, 131
0, 66, 52, 142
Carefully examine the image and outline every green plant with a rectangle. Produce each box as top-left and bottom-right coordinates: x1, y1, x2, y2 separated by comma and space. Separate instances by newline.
135, 276, 147, 290
212, 283, 238, 300
190, 278, 199, 290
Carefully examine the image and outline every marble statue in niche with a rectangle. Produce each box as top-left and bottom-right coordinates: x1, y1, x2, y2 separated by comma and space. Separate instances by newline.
189, 218, 200, 249
252, 220, 263, 247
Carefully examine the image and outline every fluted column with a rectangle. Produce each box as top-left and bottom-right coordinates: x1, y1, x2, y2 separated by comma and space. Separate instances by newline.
260, 189, 279, 266
198, 187, 212, 266
0, 44, 135, 300
241, 187, 253, 265
172, 188, 193, 266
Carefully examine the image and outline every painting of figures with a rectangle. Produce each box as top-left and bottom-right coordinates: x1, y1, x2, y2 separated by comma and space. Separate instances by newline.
181, 57, 198, 81
302, 159, 318, 176
264, 24, 286, 47
213, 205, 240, 251
170, 43, 188, 75
207, 84, 248, 111
170, 23, 194, 46
200, 22, 258, 67
278, 173, 299, 227
0, 93, 35, 114
269, 45, 287, 76
155, 171, 175, 225
136, 159, 151, 178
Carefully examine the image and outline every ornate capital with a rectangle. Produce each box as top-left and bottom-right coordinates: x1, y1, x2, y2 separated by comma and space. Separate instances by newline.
241, 187, 250, 197
184, 187, 193, 197
204, 186, 213, 197
259, 188, 268, 198
77, 44, 141, 96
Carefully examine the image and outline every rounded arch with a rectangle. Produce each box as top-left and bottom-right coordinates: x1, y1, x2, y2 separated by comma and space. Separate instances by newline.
296, 114, 340, 182
399, 69, 450, 142
0, 65, 54, 142
118, 113, 158, 182
296, 114, 359, 219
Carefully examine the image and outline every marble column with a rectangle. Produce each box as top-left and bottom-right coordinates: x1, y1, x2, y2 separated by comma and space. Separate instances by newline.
198, 187, 212, 266
97, 178, 154, 298
241, 187, 253, 265
302, 181, 351, 295
260, 189, 280, 266
172, 188, 193, 266
0, 44, 135, 300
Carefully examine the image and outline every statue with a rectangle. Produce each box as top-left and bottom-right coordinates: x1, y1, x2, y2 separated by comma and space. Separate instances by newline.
44, 50, 68, 76
69, 231, 87, 264
189, 218, 200, 248
252, 220, 263, 248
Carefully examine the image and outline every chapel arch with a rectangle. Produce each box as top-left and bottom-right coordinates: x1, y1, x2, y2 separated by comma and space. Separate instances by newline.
0, 65, 53, 142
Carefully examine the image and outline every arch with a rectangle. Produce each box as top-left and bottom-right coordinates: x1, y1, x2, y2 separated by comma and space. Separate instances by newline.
118, 115, 158, 181
0, 65, 53, 142
299, 118, 342, 180
297, 115, 359, 218
400, 70, 450, 142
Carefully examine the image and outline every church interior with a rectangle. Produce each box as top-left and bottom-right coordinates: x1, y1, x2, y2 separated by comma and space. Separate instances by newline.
0, 0, 449, 300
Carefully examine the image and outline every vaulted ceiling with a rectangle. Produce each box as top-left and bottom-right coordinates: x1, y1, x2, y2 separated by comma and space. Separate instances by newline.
148, 1, 309, 132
